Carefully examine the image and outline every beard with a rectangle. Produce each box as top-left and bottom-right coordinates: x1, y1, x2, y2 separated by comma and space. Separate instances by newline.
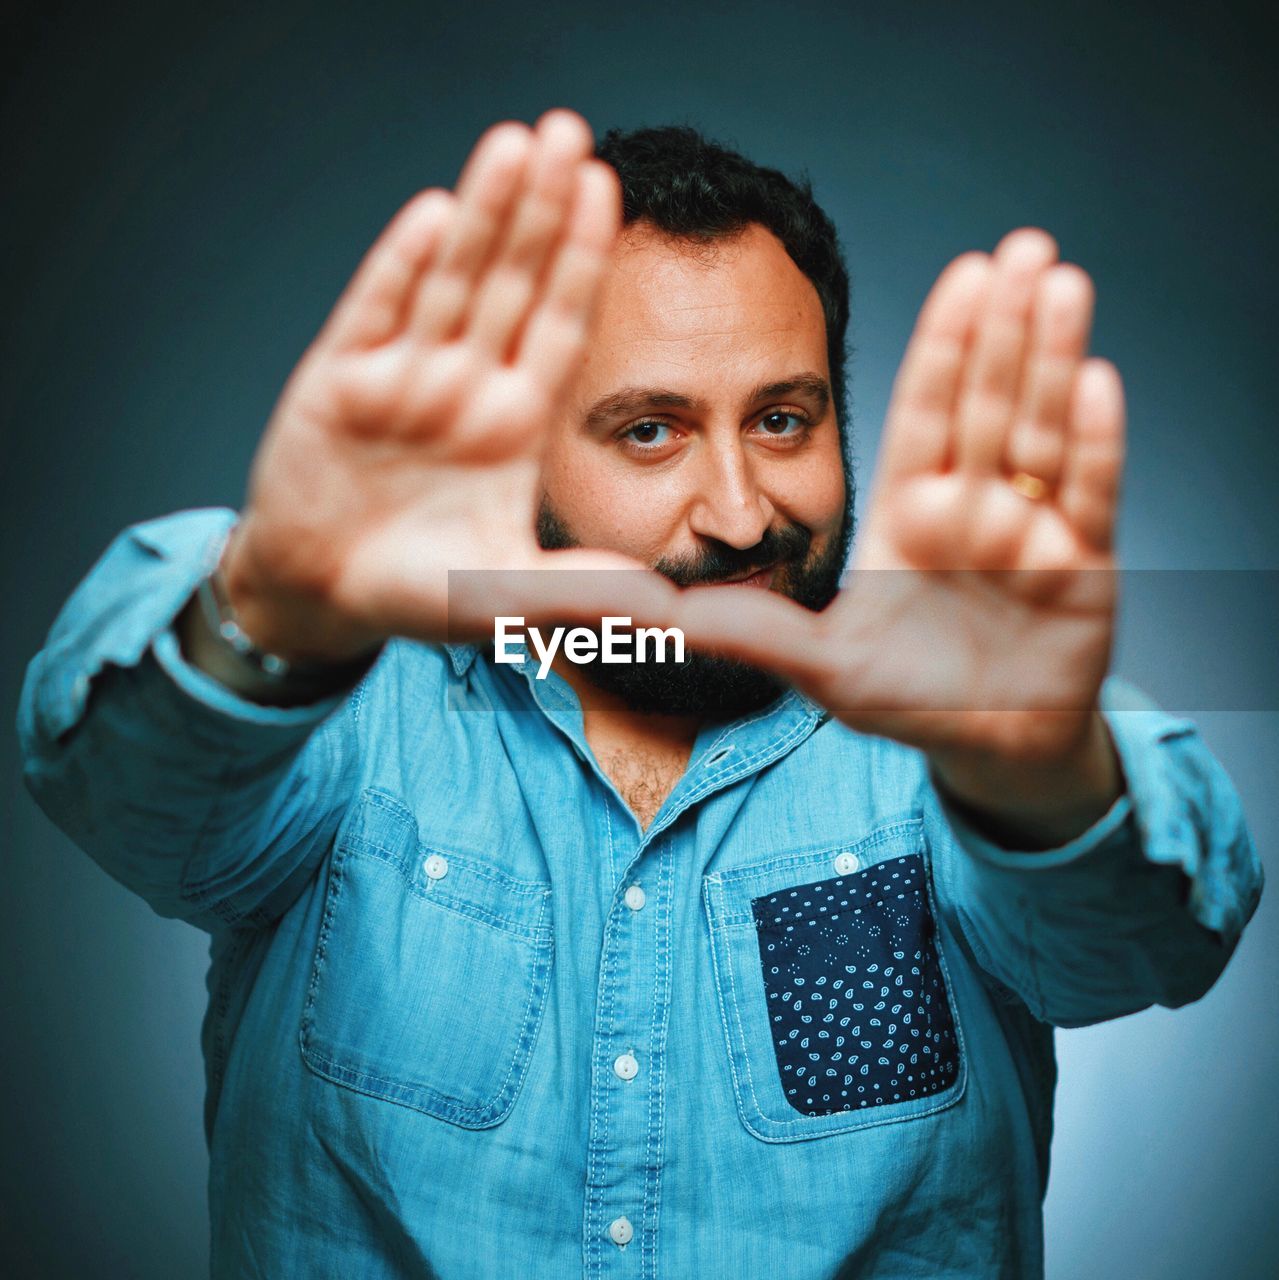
534, 495, 853, 721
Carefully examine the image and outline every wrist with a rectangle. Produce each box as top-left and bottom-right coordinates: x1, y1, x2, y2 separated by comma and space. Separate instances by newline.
928, 709, 1124, 850
177, 582, 381, 707
219, 518, 386, 667
175, 521, 385, 707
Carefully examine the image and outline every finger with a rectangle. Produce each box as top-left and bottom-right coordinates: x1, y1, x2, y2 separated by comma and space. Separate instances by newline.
1003, 263, 1095, 492
446, 555, 678, 642
667, 584, 831, 686
1057, 358, 1125, 551
409, 121, 534, 344
464, 109, 595, 363
876, 252, 992, 484
446, 556, 827, 688
512, 158, 621, 395
952, 228, 1058, 474
319, 189, 454, 351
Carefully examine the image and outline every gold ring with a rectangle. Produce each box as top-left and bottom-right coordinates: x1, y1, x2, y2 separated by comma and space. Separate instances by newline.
1009, 471, 1049, 501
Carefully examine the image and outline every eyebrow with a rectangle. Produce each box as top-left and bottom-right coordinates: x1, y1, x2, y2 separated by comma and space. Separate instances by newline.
582, 372, 831, 430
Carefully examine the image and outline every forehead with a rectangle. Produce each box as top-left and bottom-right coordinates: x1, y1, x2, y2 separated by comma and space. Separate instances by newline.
575, 221, 829, 397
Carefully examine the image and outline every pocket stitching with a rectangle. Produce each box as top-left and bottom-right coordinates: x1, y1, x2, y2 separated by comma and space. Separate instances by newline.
356, 788, 548, 895
708, 818, 926, 925
708, 872, 780, 1142
300, 894, 553, 1125
346, 835, 550, 941
299, 818, 554, 1127
480, 889, 553, 1124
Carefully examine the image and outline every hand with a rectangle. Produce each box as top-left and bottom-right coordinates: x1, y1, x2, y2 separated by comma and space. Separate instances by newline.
219, 109, 652, 664
669, 229, 1125, 766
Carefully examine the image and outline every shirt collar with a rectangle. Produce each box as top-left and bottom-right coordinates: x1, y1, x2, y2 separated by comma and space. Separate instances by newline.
443, 643, 481, 677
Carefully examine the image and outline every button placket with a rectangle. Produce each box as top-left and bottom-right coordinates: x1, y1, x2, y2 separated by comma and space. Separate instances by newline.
583, 840, 674, 1271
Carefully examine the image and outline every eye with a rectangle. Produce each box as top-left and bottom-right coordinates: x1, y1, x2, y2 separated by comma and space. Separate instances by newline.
618, 419, 679, 454
754, 410, 811, 440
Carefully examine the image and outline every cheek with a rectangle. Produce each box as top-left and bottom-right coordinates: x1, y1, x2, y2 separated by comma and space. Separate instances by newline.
776, 448, 847, 538
541, 449, 685, 558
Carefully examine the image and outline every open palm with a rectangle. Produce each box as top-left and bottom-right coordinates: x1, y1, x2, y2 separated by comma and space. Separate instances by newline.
669, 230, 1124, 762
224, 110, 649, 662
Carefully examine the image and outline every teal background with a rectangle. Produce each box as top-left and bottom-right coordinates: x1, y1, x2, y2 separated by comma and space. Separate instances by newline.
3, 1, 1275, 1275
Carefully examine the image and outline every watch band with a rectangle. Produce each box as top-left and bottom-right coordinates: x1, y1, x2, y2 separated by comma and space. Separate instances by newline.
194, 563, 382, 700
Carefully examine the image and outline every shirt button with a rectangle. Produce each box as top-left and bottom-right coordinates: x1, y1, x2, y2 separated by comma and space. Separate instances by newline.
608, 1216, 634, 1246
624, 884, 646, 911
423, 854, 448, 880
834, 851, 860, 876
613, 1052, 639, 1081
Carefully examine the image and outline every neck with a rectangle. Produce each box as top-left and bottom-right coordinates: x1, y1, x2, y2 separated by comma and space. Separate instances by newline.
551, 655, 700, 831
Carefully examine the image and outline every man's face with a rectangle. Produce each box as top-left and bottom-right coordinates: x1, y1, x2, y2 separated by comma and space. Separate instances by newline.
537, 220, 852, 718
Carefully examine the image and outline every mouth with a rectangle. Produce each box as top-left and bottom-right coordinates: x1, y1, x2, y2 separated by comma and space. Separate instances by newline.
713, 564, 777, 589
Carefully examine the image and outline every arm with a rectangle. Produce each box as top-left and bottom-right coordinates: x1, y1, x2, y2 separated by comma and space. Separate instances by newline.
17, 110, 651, 932
927, 704, 1123, 852
930, 675, 1263, 1026
172, 553, 381, 709
16, 508, 362, 932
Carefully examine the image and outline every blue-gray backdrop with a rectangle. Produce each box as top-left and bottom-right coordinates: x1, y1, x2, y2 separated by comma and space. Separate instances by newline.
3, 2, 1275, 1276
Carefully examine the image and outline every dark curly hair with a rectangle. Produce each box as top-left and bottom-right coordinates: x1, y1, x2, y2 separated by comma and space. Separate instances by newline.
594, 124, 851, 441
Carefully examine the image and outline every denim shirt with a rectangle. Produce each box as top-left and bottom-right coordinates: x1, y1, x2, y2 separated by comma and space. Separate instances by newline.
17, 508, 1264, 1280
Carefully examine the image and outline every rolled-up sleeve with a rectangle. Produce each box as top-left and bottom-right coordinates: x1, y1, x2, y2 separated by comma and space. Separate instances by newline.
16, 508, 366, 933
931, 675, 1264, 1028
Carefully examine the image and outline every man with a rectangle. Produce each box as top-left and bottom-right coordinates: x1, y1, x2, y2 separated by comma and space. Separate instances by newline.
17, 109, 1263, 1278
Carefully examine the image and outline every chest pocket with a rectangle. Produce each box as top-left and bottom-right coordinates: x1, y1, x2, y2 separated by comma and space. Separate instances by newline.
299, 788, 553, 1128
703, 817, 966, 1141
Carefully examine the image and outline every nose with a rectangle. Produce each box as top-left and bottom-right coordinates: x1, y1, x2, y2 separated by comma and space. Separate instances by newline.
686, 439, 776, 550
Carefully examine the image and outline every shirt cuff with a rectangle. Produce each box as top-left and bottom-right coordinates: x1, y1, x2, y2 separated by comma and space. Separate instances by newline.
938, 785, 1135, 872
935, 674, 1201, 873
1091, 676, 1258, 942
29, 507, 351, 747
139, 509, 358, 728
150, 625, 353, 728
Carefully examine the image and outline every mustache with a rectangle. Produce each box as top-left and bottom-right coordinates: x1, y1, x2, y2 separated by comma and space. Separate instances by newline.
653, 522, 813, 588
